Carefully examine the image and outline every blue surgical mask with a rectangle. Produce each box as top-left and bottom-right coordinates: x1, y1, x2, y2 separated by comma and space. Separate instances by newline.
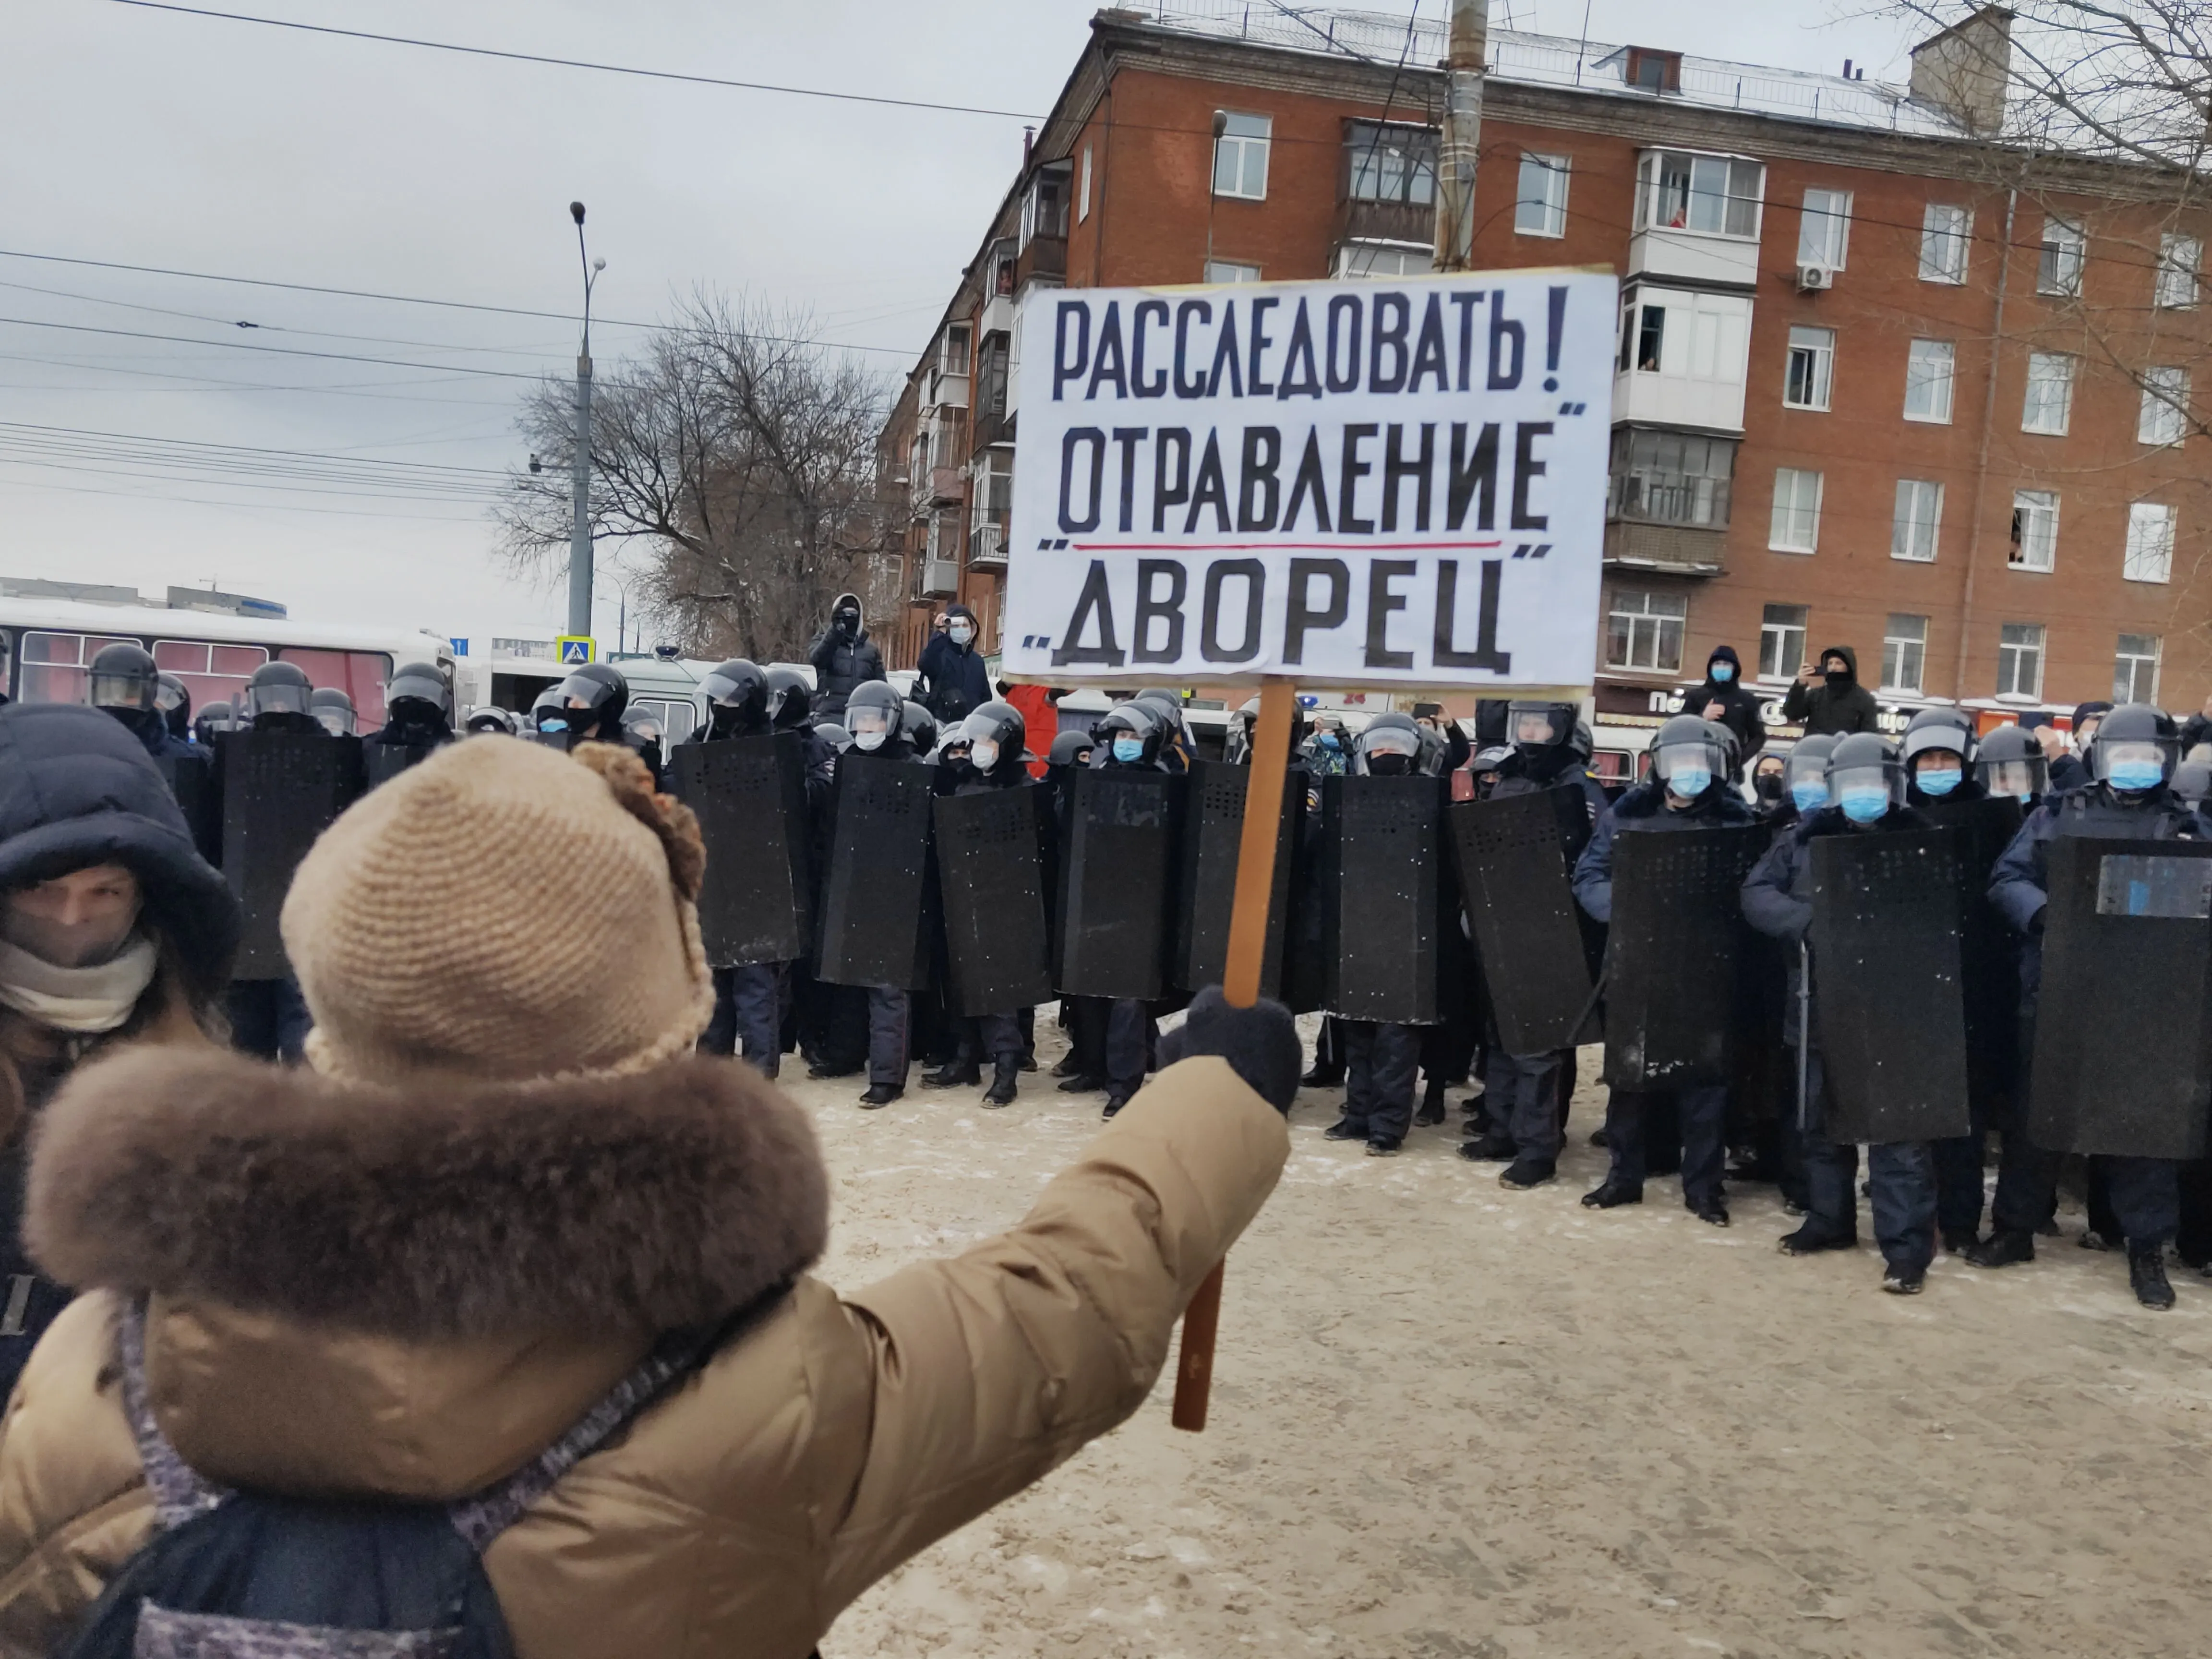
1791, 781, 1829, 813
1667, 765, 1712, 799
1317, 732, 1340, 749
1917, 768, 1963, 796
1112, 736, 1145, 765
1840, 785, 1889, 823
2109, 759, 2164, 793
1711, 662, 1735, 683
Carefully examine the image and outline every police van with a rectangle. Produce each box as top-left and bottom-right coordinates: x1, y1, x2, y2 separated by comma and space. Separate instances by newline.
452, 649, 918, 741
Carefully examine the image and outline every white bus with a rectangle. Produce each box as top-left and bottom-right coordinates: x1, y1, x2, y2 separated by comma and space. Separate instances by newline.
0, 594, 450, 727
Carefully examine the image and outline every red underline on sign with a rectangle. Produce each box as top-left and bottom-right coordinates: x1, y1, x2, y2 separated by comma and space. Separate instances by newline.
1069, 540, 1506, 552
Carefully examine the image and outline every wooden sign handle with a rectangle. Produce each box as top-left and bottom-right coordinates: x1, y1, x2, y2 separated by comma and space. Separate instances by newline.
1171, 675, 1297, 1433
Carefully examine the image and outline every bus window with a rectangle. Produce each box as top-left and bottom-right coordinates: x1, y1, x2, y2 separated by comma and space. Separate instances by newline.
19, 632, 137, 704
278, 649, 392, 727
1589, 749, 1632, 788
633, 697, 697, 745
154, 640, 269, 715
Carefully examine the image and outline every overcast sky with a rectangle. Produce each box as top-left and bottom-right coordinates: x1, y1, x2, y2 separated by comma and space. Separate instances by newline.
1, 0, 1922, 649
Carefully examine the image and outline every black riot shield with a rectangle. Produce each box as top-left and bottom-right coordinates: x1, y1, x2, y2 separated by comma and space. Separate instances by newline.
1809, 829, 1971, 1143
157, 751, 222, 868
670, 734, 813, 968
934, 784, 1053, 1016
220, 729, 364, 978
1923, 795, 2026, 1106
1319, 774, 1445, 1024
1055, 769, 1183, 999
1602, 824, 1764, 1089
1448, 785, 1601, 1052
2029, 836, 2212, 1160
1173, 759, 1300, 999
362, 739, 443, 791
815, 753, 934, 990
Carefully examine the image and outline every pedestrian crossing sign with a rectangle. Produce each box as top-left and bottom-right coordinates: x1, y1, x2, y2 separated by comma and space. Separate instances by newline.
556, 636, 595, 665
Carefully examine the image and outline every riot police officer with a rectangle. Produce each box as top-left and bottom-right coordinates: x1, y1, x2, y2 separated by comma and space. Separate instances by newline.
1778, 735, 1839, 828
224, 661, 334, 1061
155, 673, 193, 747
88, 644, 195, 759
1974, 724, 2048, 805
308, 687, 356, 738
689, 658, 770, 746
369, 661, 455, 748
1902, 708, 1981, 809
192, 701, 235, 746
465, 707, 519, 736
1573, 715, 1756, 1222
239, 661, 318, 730
546, 662, 630, 746
619, 707, 669, 785
1743, 733, 1941, 1291
1076, 701, 1180, 1118
1977, 703, 2203, 1307
831, 682, 928, 1107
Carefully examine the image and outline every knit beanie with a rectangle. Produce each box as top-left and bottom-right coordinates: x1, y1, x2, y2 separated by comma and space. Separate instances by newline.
281, 740, 713, 1085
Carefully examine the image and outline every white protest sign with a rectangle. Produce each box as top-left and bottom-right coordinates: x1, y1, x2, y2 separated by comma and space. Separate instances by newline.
1000, 268, 1616, 688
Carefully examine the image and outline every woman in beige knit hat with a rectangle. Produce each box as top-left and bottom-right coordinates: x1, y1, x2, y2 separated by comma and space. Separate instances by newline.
0, 739, 1296, 1659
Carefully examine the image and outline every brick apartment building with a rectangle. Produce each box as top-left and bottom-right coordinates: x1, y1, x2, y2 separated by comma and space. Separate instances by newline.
877, 2, 2210, 735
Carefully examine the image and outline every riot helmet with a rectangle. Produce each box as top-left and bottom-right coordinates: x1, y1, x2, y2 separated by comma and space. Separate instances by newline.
529, 686, 568, 733
1902, 707, 1974, 797
1098, 702, 1166, 768
816, 720, 854, 755
193, 701, 234, 745
621, 705, 666, 768
1648, 714, 1726, 802
901, 701, 939, 757
765, 666, 813, 732
1782, 734, 1839, 814
2089, 701, 2179, 794
1228, 696, 1262, 764
843, 681, 905, 753
1470, 744, 1512, 778
156, 673, 192, 739
1828, 732, 1905, 824
384, 661, 452, 725
1355, 711, 1424, 778
2174, 758, 2211, 809
554, 662, 629, 739
1706, 719, 1743, 778
1508, 700, 1577, 758
466, 707, 517, 736
88, 643, 160, 713
1047, 729, 1093, 769
1973, 723, 2047, 801
309, 686, 357, 737
959, 701, 1027, 779
240, 661, 316, 727
701, 659, 770, 737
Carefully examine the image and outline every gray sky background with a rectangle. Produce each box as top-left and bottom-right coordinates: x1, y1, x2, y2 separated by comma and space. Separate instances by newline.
1, 0, 1921, 649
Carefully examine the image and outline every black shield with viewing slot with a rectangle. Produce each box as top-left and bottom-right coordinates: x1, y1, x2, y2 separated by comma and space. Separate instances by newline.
1449, 784, 1602, 1052
934, 784, 1053, 1016
1601, 824, 1764, 1089
670, 734, 813, 968
815, 753, 934, 990
219, 728, 364, 978
1055, 768, 1182, 1000
1174, 758, 1301, 1000
1809, 828, 1971, 1143
1319, 774, 1445, 1025
1923, 794, 2026, 1106
157, 751, 222, 869
2029, 836, 2212, 1160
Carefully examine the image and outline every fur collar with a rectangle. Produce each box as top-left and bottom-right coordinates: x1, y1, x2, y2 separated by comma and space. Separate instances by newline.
25, 1047, 829, 1339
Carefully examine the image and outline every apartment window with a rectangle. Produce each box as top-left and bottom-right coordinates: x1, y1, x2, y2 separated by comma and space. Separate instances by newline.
1892, 479, 1944, 562
1213, 112, 1272, 201
1079, 144, 1093, 223
1334, 243, 1432, 279
2140, 366, 2189, 445
1770, 467, 1824, 553
1758, 603, 1809, 681
1635, 151, 1763, 239
2037, 216, 2085, 296
1904, 339, 1955, 422
1605, 589, 1687, 673
1882, 613, 1929, 695
1625, 47, 1683, 92
1798, 189, 1853, 269
1347, 122, 1437, 205
1996, 623, 2046, 699
1920, 203, 1970, 283
1783, 326, 1834, 410
976, 333, 1010, 419
2115, 633, 2162, 703
2022, 352, 2075, 434
2155, 233, 2200, 309
941, 325, 971, 376
1020, 164, 1070, 247
1607, 428, 1736, 528
2010, 490, 2058, 571
2124, 501, 2176, 583
1633, 302, 1664, 371
1515, 152, 1569, 237
1204, 260, 1262, 284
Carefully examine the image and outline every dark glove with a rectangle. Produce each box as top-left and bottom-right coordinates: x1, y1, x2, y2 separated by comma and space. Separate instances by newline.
1156, 986, 1303, 1115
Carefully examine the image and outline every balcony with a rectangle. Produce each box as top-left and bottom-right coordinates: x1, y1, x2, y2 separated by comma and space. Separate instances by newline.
1602, 520, 1727, 576
1334, 196, 1432, 249
926, 367, 970, 411
1612, 288, 1752, 434
915, 557, 959, 599
1015, 234, 1066, 291
1630, 150, 1766, 289
969, 513, 1008, 570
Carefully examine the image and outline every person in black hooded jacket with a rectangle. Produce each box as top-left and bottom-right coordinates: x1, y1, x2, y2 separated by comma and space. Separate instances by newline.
1780, 645, 1880, 736
807, 591, 886, 722
914, 604, 992, 726
1683, 645, 1766, 778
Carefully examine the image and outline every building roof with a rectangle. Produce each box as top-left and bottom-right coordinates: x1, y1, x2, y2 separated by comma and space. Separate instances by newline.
1133, 2, 1974, 139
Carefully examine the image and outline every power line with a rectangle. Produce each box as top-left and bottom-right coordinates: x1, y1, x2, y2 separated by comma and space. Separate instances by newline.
0, 420, 511, 477
0, 314, 544, 380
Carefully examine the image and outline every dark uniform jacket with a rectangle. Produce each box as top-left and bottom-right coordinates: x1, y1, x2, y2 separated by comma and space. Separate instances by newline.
1571, 777, 1757, 925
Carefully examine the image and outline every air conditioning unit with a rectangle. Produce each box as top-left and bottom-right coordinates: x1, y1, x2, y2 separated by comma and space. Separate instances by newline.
1797, 263, 1834, 292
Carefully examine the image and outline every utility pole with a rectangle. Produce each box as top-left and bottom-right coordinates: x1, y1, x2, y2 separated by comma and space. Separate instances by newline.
1433, 0, 1488, 273
1204, 109, 1227, 281
566, 201, 605, 641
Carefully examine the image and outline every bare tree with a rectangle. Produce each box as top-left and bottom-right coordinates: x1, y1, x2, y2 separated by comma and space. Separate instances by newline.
497, 294, 897, 662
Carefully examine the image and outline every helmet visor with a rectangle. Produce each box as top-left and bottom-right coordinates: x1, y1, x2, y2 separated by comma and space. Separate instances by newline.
1981, 757, 2044, 798
2097, 739, 2168, 781
313, 707, 355, 736
89, 669, 151, 710
846, 702, 893, 738
154, 678, 188, 714
554, 672, 613, 712
1653, 742, 1719, 786
1511, 707, 1565, 747
703, 669, 757, 707
247, 680, 313, 718
1361, 726, 1420, 759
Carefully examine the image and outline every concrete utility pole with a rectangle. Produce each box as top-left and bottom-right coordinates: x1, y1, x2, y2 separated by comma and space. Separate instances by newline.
566, 200, 605, 641
1433, 0, 1488, 273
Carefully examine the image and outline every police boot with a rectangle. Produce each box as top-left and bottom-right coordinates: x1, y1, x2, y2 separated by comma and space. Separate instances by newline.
1459, 1131, 1516, 1162
1777, 1223, 1856, 1257
2129, 1248, 2176, 1310
1415, 1078, 1447, 1127
1301, 1060, 1344, 1088
922, 1056, 981, 1089
857, 1083, 902, 1109
1498, 1160, 1556, 1190
1963, 1229, 2035, 1269
1057, 1071, 1106, 1094
983, 1057, 1020, 1107
1580, 1179, 1642, 1209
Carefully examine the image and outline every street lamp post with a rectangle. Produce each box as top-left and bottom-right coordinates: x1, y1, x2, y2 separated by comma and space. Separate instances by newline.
1203, 109, 1227, 282
566, 201, 605, 641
